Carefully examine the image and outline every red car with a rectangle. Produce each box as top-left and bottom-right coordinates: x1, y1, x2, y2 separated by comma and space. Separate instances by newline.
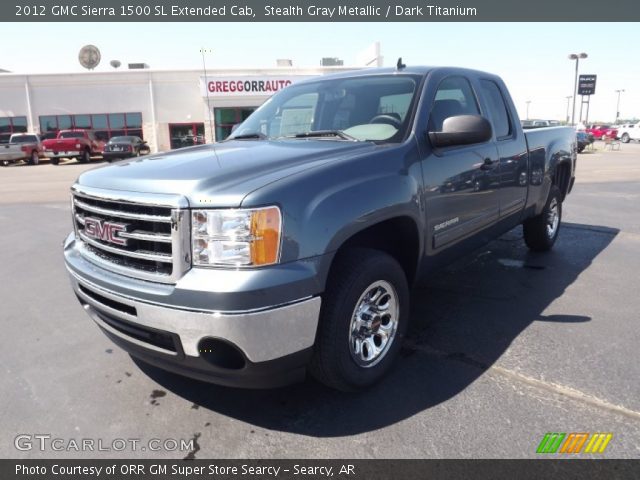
42, 129, 105, 165
586, 125, 618, 140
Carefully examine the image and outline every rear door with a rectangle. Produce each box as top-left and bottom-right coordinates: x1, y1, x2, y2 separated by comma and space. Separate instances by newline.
477, 78, 529, 219
420, 75, 501, 251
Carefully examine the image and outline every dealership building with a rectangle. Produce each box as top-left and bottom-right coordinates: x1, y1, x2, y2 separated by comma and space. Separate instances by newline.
0, 64, 366, 153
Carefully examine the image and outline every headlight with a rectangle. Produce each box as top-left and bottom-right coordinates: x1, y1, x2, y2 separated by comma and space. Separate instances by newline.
191, 206, 282, 267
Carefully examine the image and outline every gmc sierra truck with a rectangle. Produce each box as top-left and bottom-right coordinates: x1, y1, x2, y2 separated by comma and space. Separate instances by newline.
63, 66, 576, 391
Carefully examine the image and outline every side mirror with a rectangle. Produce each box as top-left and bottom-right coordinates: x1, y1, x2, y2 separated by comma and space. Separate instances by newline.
428, 115, 492, 148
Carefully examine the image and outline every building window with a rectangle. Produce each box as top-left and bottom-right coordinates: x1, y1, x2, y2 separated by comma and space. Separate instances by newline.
0, 116, 28, 134
214, 107, 256, 141
169, 123, 205, 150
38, 112, 144, 141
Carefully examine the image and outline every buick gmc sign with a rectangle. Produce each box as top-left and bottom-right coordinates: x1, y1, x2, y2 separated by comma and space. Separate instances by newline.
200, 75, 313, 97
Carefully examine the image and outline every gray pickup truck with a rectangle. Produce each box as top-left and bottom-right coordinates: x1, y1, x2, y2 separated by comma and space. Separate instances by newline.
63, 66, 576, 391
0, 133, 42, 166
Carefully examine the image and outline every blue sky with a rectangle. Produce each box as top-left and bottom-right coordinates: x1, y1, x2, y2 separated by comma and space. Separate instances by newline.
2, 22, 638, 122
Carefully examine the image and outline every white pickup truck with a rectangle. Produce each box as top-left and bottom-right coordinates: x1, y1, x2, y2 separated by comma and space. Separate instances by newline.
616, 122, 640, 143
0, 133, 43, 166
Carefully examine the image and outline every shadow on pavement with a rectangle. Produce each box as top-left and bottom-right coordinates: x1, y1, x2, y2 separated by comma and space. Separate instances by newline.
134, 222, 618, 437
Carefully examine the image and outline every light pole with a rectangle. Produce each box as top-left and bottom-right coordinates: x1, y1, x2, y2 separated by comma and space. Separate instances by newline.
565, 96, 572, 124
615, 89, 625, 124
526, 100, 531, 120
200, 48, 215, 143
568, 52, 588, 125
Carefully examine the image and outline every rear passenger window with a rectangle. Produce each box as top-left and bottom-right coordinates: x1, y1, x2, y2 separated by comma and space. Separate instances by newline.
480, 80, 511, 139
429, 76, 480, 132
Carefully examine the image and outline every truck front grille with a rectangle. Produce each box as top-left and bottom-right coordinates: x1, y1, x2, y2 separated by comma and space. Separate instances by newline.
71, 185, 190, 283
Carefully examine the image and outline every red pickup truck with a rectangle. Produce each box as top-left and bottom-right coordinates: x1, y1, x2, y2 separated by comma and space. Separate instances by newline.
42, 129, 105, 165
586, 125, 618, 140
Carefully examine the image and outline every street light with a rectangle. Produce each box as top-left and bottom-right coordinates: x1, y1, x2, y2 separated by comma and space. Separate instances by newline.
568, 52, 588, 125
565, 96, 572, 124
615, 89, 625, 124
200, 48, 215, 143
526, 100, 531, 120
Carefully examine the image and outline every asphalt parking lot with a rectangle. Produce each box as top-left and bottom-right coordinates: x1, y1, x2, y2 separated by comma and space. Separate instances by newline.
1, 142, 639, 459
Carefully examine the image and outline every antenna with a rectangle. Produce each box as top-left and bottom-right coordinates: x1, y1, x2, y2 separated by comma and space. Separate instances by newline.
396, 57, 406, 70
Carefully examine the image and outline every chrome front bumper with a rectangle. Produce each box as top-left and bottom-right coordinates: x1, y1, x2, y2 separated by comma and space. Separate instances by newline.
64, 232, 322, 366
69, 271, 321, 363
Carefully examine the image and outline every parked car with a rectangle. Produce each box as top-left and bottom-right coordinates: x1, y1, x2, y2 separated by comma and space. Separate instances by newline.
576, 131, 594, 153
522, 119, 552, 128
616, 122, 640, 143
586, 124, 618, 140
63, 66, 576, 391
42, 129, 105, 165
0, 133, 43, 166
102, 136, 150, 162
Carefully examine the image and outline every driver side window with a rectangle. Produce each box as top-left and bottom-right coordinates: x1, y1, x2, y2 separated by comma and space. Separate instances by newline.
429, 76, 480, 132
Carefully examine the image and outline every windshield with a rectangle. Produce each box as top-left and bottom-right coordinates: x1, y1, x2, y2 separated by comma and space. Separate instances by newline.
228, 74, 420, 143
109, 136, 136, 143
59, 131, 85, 139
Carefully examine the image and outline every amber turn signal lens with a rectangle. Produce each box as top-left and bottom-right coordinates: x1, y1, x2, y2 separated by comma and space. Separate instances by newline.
250, 207, 281, 266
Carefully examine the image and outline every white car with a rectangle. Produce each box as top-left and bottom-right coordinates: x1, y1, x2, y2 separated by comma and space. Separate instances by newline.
617, 122, 640, 143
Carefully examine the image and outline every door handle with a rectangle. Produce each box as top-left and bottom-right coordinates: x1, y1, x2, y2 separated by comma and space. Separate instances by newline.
480, 158, 496, 170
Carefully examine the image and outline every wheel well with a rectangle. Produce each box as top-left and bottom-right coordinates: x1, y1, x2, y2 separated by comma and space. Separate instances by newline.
554, 162, 571, 200
336, 217, 420, 285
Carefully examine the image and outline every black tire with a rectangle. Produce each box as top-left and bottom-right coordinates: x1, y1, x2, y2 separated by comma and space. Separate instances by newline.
310, 248, 410, 391
28, 151, 39, 166
1, 159, 10, 167
50, 157, 60, 165
78, 150, 91, 163
621, 133, 630, 144
523, 185, 562, 252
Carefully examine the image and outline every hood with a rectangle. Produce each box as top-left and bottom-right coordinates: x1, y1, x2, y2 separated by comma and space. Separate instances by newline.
77, 140, 375, 207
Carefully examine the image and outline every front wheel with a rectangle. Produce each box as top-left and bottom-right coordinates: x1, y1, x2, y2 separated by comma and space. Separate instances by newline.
1, 159, 10, 167
621, 133, 630, 144
50, 157, 59, 165
523, 185, 562, 252
310, 248, 409, 391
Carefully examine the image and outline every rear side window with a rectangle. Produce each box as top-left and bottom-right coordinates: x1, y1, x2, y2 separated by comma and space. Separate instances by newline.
480, 80, 511, 139
430, 76, 480, 132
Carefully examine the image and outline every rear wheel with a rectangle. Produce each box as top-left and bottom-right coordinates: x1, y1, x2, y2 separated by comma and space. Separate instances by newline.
78, 150, 91, 163
50, 157, 59, 165
523, 185, 562, 252
1, 159, 10, 167
29, 151, 39, 165
310, 248, 409, 391
621, 133, 630, 144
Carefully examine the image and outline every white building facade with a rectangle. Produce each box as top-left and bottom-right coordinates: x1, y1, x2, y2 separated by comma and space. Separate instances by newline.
0, 66, 357, 153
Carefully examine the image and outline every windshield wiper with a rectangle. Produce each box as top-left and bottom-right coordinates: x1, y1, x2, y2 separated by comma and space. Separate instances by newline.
228, 132, 267, 140
287, 130, 359, 141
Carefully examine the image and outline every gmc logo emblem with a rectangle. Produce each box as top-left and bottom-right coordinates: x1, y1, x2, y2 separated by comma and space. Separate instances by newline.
84, 217, 128, 246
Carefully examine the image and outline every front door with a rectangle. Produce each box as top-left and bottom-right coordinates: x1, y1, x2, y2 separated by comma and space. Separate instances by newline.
420, 75, 501, 251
